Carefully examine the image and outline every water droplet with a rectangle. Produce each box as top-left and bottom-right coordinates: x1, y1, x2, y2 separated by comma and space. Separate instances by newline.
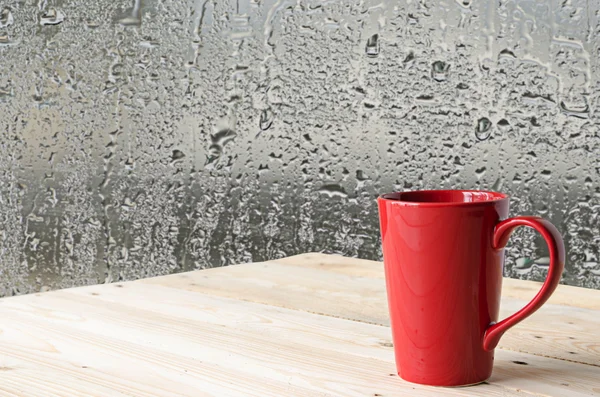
403, 51, 415, 68
171, 150, 185, 162
40, 9, 65, 26
415, 94, 436, 105
515, 257, 535, 270
491, 177, 502, 191
475, 167, 486, 178
124, 157, 135, 169
0, 85, 12, 101
512, 174, 522, 184
212, 128, 236, 147
365, 34, 380, 57
497, 119, 510, 131
259, 109, 273, 131
317, 184, 348, 198
363, 101, 376, 109
0, 8, 13, 28
85, 19, 100, 29
0, 34, 11, 46
499, 48, 517, 60
475, 117, 492, 140
431, 61, 449, 82
522, 92, 555, 106
207, 128, 237, 164
559, 101, 589, 119
356, 170, 368, 181
139, 39, 159, 49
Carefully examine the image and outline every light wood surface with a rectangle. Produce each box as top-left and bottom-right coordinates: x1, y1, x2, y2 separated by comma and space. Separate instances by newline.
147, 253, 600, 367
0, 253, 598, 396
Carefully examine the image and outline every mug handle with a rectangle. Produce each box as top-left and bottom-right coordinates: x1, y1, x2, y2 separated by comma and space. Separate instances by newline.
483, 216, 565, 351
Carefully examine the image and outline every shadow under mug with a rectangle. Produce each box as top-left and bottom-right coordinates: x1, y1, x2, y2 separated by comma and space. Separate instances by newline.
377, 189, 565, 387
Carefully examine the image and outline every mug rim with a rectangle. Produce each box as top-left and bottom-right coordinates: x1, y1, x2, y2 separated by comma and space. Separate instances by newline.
378, 189, 509, 207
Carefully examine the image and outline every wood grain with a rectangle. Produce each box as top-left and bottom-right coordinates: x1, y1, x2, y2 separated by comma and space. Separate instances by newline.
0, 284, 544, 397
0, 253, 598, 396
275, 253, 600, 309
142, 254, 600, 367
0, 283, 597, 396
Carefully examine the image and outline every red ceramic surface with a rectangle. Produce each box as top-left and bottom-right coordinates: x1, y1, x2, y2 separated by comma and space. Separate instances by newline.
377, 190, 564, 387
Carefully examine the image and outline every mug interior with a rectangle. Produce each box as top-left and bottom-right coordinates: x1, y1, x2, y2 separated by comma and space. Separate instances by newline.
380, 190, 507, 204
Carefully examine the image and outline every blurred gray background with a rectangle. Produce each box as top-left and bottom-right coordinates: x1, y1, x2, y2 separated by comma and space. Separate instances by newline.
0, 0, 598, 296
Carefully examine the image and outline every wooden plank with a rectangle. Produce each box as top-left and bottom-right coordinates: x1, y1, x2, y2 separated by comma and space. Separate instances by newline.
141, 254, 600, 367
0, 284, 539, 397
145, 259, 389, 325
1, 282, 597, 396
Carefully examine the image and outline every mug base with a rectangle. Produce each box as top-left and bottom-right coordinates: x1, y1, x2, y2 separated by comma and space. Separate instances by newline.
398, 374, 490, 388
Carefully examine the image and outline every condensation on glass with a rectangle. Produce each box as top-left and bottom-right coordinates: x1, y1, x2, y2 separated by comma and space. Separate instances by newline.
0, 0, 598, 296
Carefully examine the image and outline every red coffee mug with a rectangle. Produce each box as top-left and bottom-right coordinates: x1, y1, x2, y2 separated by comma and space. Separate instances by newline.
377, 190, 565, 386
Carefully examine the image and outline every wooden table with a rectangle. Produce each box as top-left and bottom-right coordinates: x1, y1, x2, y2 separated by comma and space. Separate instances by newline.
0, 253, 598, 396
